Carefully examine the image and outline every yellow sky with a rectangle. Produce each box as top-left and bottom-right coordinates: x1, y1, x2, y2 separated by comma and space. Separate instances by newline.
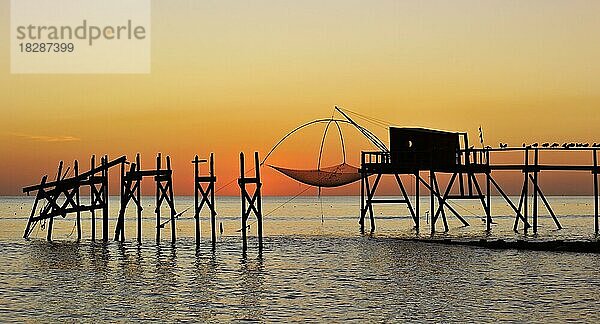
1, 0, 600, 195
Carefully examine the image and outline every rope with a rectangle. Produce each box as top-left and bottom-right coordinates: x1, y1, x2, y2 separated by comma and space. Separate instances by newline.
238, 185, 313, 231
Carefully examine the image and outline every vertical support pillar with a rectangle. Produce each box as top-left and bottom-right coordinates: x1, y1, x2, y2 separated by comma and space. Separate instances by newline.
415, 171, 420, 233
430, 170, 435, 235
102, 155, 109, 242
524, 149, 529, 235
360, 153, 365, 233
90, 155, 96, 242
75, 160, 81, 241
47, 161, 63, 242
210, 153, 217, 248
115, 160, 126, 242
486, 150, 492, 232
194, 155, 201, 245
136, 153, 142, 244
533, 148, 539, 234
594, 149, 598, 235
167, 156, 176, 244
156, 153, 161, 243
255, 152, 263, 252
240, 153, 247, 252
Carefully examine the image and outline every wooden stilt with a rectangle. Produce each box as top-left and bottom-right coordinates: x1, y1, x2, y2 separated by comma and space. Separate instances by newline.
239, 152, 263, 252
594, 150, 598, 235
486, 150, 492, 232
240, 153, 247, 252
524, 149, 529, 235
167, 156, 176, 244
533, 149, 539, 234
210, 153, 216, 247
156, 153, 161, 243
90, 155, 96, 242
75, 160, 81, 241
102, 156, 109, 242
415, 172, 420, 233
136, 154, 142, 243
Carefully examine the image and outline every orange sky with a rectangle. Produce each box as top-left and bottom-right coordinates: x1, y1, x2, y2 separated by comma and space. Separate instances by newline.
2, 0, 600, 196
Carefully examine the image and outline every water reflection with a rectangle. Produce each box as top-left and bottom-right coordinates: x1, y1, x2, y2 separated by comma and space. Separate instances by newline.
4, 237, 600, 322
236, 255, 264, 321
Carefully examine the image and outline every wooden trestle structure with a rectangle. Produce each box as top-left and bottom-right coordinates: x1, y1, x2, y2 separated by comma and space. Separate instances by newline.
361, 129, 600, 236
238, 152, 263, 253
22, 152, 264, 251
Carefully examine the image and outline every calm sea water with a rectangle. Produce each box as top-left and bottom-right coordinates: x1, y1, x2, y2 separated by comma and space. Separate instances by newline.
1, 196, 599, 322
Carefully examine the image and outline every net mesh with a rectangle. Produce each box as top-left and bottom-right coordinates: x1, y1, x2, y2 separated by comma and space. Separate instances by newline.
269, 163, 361, 187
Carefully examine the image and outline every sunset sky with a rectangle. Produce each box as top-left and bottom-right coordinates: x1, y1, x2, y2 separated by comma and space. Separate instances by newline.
1, 0, 600, 196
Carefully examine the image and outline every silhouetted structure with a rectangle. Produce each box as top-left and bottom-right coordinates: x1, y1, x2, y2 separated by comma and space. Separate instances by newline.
238, 152, 263, 252
22, 155, 126, 241
362, 128, 600, 236
116, 153, 177, 244
193, 153, 217, 247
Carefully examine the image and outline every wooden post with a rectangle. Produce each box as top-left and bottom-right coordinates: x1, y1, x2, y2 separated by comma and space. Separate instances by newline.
115, 160, 126, 242
47, 161, 63, 241
533, 148, 539, 234
415, 171, 419, 233
255, 152, 263, 252
486, 150, 492, 232
194, 155, 201, 245
240, 152, 247, 252
156, 153, 161, 243
167, 156, 176, 244
75, 160, 81, 241
210, 153, 217, 248
102, 155, 109, 242
594, 149, 598, 235
524, 149, 529, 234
430, 170, 435, 235
136, 153, 142, 244
90, 155, 96, 242
360, 153, 365, 233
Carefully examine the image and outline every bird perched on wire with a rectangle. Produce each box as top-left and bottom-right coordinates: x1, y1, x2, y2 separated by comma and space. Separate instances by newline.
593, 143, 599, 147
531, 143, 539, 148
499, 143, 508, 149
551, 143, 559, 148
542, 143, 550, 148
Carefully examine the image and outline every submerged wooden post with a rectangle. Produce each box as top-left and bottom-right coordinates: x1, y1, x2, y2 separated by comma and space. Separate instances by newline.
210, 153, 216, 247
523, 149, 529, 235
255, 152, 263, 251
240, 153, 247, 252
136, 153, 142, 243
533, 148, 539, 234
156, 153, 161, 243
485, 150, 492, 232
167, 156, 176, 244
360, 153, 365, 233
102, 155, 109, 242
430, 170, 435, 235
594, 149, 598, 235
194, 155, 201, 245
75, 160, 81, 241
415, 171, 420, 233
90, 155, 96, 242
46, 161, 63, 241
238, 152, 263, 252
